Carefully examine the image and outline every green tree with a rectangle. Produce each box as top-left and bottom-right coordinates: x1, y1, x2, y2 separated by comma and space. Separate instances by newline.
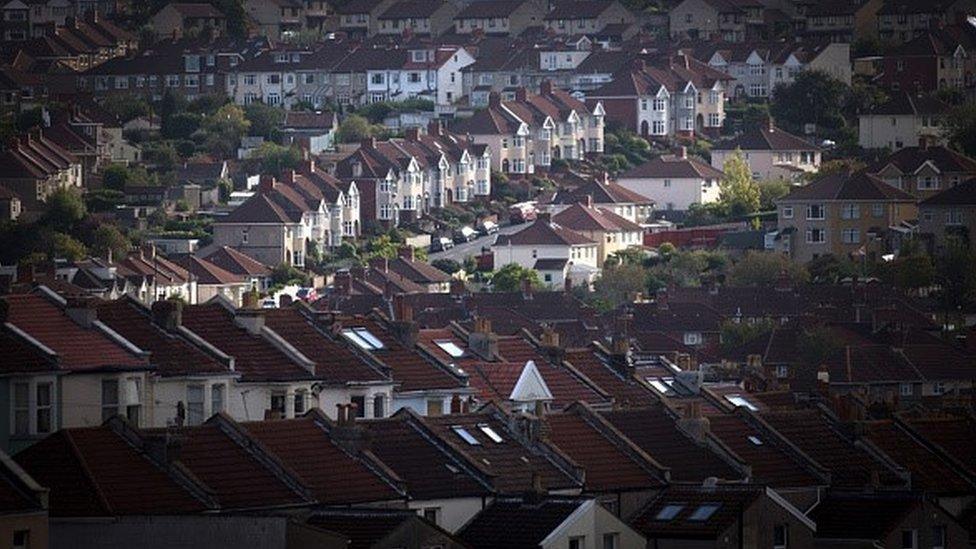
244, 103, 286, 139
719, 149, 760, 216
431, 258, 461, 274
933, 238, 976, 328
202, 103, 250, 157
944, 102, 976, 158
807, 254, 858, 283
726, 251, 808, 287
881, 255, 934, 293
162, 112, 202, 140
44, 232, 87, 261
492, 263, 541, 292
770, 70, 849, 133
271, 263, 309, 287
757, 179, 790, 211
589, 263, 649, 312
251, 142, 303, 177
101, 95, 152, 123
720, 318, 775, 352
41, 188, 86, 231
91, 224, 130, 260
86, 189, 126, 212
336, 114, 372, 143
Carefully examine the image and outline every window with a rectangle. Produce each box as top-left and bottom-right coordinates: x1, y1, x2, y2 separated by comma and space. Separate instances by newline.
841, 228, 860, 244
423, 507, 440, 525
688, 504, 720, 521
427, 399, 443, 416
35, 382, 52, 434
102, 379, 119, 421
294, 390, 306, 415
655, 504, 684, 521
932, 525, 947, 549
569, 537, 585, 549
342, 327, 385, 350
782, 206, 793, 219
351, 395, 366, 418
900, 383, 913, 397
603, 533, 619, 549
452, 425, 480, 445
901, 529, 916, 549
683, 332, 701, 345
725, 394, 759, 411
775, 365, 789, 379
806, 228, 826, 244
841, 204, 860, 219
12, 530, 29, 549
12, 382, 28, 435
373, 395, 385, 418
774, 524, 788, 549
872, 203, 884, 217
653, 98, 666, 111
652, 120, 665, 134
806, 204, 824, 219
187, 385, 205, 426
211, 385, 225, 414
748, 435, 763, 445
479, 424, 504, 443
663, 179, 671, 188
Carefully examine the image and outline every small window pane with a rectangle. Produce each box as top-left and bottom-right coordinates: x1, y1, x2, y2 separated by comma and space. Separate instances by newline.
478, 424, 503, 443
655, 504, 683, 521
187, 385, 205, 426
452, 426, 480, 445
434, 340, 465, 358
688, 504, 720, 521
211, 385, 225, 414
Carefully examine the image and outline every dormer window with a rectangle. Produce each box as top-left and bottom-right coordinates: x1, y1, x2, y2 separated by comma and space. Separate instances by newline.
434, 340, 465, 358
412, 50, 427, 62
342, 327, 385, 351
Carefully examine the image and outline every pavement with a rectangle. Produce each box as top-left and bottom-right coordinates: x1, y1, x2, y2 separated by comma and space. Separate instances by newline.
429, 223, 525, 262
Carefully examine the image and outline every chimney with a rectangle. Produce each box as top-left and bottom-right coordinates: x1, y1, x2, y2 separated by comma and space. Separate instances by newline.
775, 269, 793, 292
524, 471, 546, 503
405, 127, 420, 141
539, 325, 564, 363
16, 261, 35, 284
766, 117, 775, 132
468, 316, 499, 360
918, 136, 929, 149
361, 137, 376, 149
303, 158, 316, 173
537, 212, 551, 223
242, 290, 260, 309
281, 170, 296, 185
584, 195, 593, 208
235, 308, 265, 335
679, 146, 687, 159
65, 297, 98, 328
521, 276, 533, 300
632, 58, 645, 71
397, 245, 415, 261
488, 91, 501, 108
564, 276, 573, 292
334, 270, 352, 295
449, 278, 466, 297
540, 80, 553, 96
677, 401, 710, 442
450, 394, 462, 414
427, 119, 443, 137
515, 87, 528, 102
656, 289, 669, 310
151, 299, 183, 332
258, 175, 275, 194
391, 294, 418, 346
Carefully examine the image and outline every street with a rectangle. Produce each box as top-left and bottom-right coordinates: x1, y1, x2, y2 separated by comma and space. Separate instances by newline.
429, 223, 525, 262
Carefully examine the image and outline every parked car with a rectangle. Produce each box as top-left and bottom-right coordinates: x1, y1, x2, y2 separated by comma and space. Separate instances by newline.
430, 237, 455, 252
509, 202, 537, 224
479, 220, 499, 235
296, 287, 319, 302
260, 297, 277, 309
454, 226, 478, 243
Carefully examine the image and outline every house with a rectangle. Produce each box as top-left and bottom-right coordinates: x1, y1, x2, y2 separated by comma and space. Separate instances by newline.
375, 0, 460, 37
629, 484, 816, 548
876, 0, 976, 45
336, 0, 396, 37
809, 492, 968, 548
544, 172, 655, 225
0, 184, 23, 221
453, 0, 545, 36
452, 81, 605, 175
371, 246, 452, 292
149, 3, 226, 39
618, 147, 724, 211
867, 142, 976, 200
0, 450, 48, 549
243, 0, 304, 39
305, 509, 467, 548
279, 110, 337, 154
918, 178, 976, 253
177, 255, 250, 306
878, 31, 971, 94
224, 44, 316, 107
542, 0, 637, 36
200, 245, 273, 291
552, 199, 644, 267
458, 496, 645, 549
858, 92, 951, 151
0, 130, 82, 217
774, 171, 917, 263
586, 55, 731, 139
804, 0, 883, 43
494, 213, 599, 288
669, 0, 765, 43
711, 120, 821, 181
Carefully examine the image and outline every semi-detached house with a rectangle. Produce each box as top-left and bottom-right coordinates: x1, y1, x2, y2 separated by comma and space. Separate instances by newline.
493, 213, 599, 288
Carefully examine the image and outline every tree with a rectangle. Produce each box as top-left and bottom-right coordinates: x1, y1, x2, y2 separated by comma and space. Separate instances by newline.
336, 114, 372, 143
202, 103, 250, 157
719, 149, 760, 217
91, 224, 130, 260
159, 90, 187, 137
365, 234, 399, 260
944, 102, 976, 158
933, 238, 976, 326
807, 254, 858, 283
251, 142, 302, 177
432, 258, 462, 274
881, 255, 934, 293
757, 179, 790, 211
162, 112, 202, 140
244, 103, 285, 139
86, 189, 125, 212
271, 263, 308, 287
726, 251, 808, 287
101, 95, 152, 123
102, 164, 153, 191
44, 232, 87, 261
41, 188, 86, 231
491, 263, 541, 292
797, 325, 839, 368
720, 318, 775, 352
589, 263, 649, 311
770, 70, 849, 133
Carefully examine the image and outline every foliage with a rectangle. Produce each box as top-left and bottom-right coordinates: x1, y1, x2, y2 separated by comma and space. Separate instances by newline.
44, 231, 87, 261
355, 99, 435, 124
162, 112, 202, 140
336, 242, 358, 260
797, 325, 839, 367
933, 238, 976, 317
720, 318, 775, 352
244, 103, 286, 139
431, 258, 462, 274
201, 103, 250, 157
91, 224, 131, 260
588, 263, 649, 312
142, 141, 180, 170
684, 202, 731, 227
250, 142, 302, 177
364, 234, 400, 260
770, 71, 849, 134
603, 128, 652, 170
16, 108, 43, 132
880, 254, 935, 292
491, 263, 541, 292
271, 263, 308, 287
335, 114, 374, 143
187, 94, 228, 115
102, 163, 155, 191
646, 248, 728, 289
726, 251, 808, 287
41, 188, 86, 231
806, 254, 859, 284
86, 189, 125, 212
101, 95, 152, 123
722, 101, 770, 134
719, 149, 760, 217
757, 179, 790, 211
943, 102, 976, 158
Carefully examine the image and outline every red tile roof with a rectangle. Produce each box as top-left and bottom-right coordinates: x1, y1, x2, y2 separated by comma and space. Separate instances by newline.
863, 420, 974, 496
202, 246, 271, 277
4, 292, 148, 372
562, 348, 656, 406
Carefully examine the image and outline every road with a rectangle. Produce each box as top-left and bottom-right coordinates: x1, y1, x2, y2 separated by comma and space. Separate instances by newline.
429, 223, 525, 263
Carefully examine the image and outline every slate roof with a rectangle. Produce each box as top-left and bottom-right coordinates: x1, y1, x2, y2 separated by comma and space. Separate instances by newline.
378, 0, 448, 19
920, 178, 976, 206
545, 0, 617, 20
630, 484, 764, 539
866, 92, 951, 116
562, 347, 656, 406
456, 0, 525, 18
458, 496, 588, 549
202, 246, 272, 277
0, 324, 59, 375
548, 176, 653, 205
902, 415, 976, 471
862, 420, 974, 496
602, 407, 743, 482
713, 125, 819, 152
552, 203, 643, 232
620, 154, 724, 179
495, 218, 594, 247
779, 171, 914, 201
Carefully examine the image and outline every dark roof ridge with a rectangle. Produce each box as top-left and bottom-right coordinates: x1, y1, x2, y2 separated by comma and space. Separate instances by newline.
564, 401, 672, 482
891, 413, 976, 483
734, 407, 833, 486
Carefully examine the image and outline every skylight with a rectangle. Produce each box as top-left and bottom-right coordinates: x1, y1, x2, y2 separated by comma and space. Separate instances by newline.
688, 504, 720, 522
435, 340, 465, 358
451, 426, 480, 445
655, 504, 684, 521
748, 435, 763, 446
725, 394, 759, 411
342, 327, 385, 351
478, 424, 504, 443
648, 377, 674, 394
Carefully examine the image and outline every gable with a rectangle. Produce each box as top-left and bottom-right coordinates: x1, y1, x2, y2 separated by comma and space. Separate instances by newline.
509, 360, 554, 403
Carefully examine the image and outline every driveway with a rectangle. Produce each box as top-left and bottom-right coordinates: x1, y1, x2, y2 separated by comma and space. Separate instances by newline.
429, 223, 524, 263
